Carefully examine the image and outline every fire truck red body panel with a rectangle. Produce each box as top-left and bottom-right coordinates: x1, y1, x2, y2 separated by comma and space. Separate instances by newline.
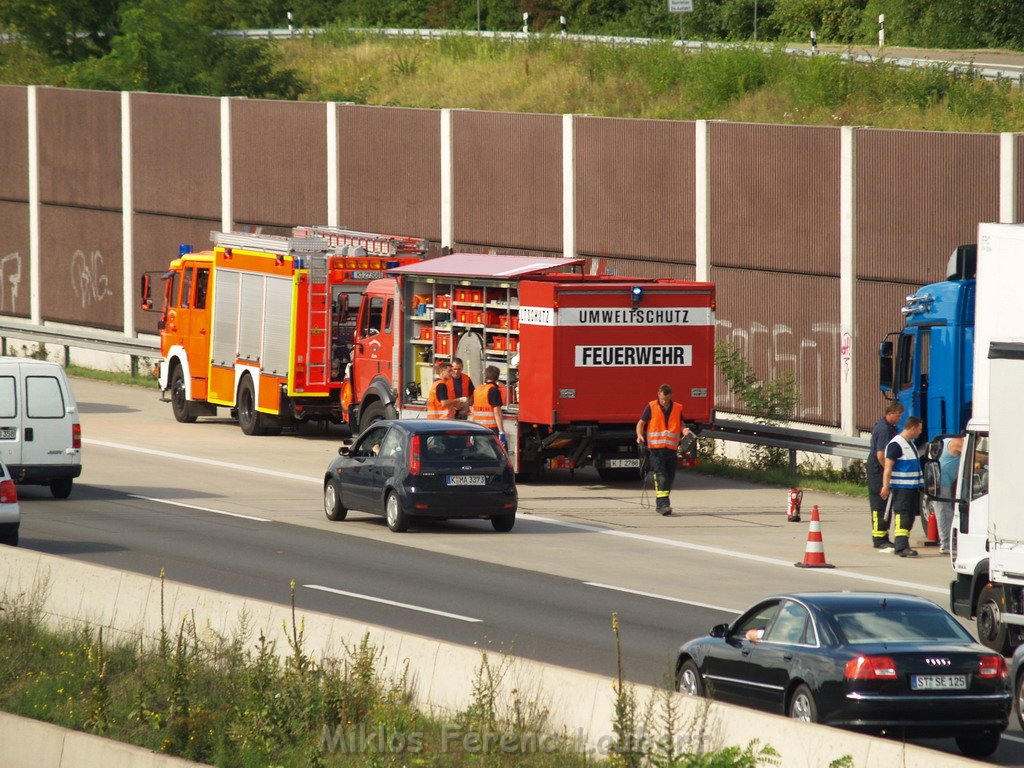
517, 279, 715, 425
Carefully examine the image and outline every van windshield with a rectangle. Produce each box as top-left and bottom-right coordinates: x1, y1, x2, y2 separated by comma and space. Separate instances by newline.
422, 432, 503, 466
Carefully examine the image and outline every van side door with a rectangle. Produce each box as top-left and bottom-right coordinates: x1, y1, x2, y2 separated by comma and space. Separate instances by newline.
20, 364, 76, 471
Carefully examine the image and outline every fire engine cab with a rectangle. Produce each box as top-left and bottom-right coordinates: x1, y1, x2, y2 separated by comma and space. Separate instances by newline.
141, 228, 426, 434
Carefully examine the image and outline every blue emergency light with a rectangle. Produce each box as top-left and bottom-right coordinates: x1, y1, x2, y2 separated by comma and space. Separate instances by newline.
179, 244, 192, 256
631, 286, 643, 308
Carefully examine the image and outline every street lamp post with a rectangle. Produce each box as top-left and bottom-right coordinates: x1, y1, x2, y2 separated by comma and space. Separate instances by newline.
753, 0, 758, 42
477, 0, 480, 33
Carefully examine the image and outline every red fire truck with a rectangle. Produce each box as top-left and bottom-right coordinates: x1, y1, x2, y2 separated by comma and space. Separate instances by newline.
346, 254, 716, 479
141, 228, 426, 434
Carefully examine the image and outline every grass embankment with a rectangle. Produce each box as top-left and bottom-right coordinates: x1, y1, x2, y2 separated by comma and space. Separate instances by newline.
0, 588, 586, 767
286, 30, 1024, 132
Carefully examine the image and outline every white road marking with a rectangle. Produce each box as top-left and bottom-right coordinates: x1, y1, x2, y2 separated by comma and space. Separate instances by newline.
128, 494, 271, 522
1003, 733, 1024, 745
525, 514, 949, 596
87, 439, 320, 484
584, 582, 740, 614
90, 439, 948, 596
303, 584, 482, 623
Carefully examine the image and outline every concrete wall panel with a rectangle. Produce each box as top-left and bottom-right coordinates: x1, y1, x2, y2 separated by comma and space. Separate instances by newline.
575, 117, 695, 263
37, 88, 121, 210
337, 104, 440, 240
230, 99, 327, 228
856, 129, 998, 283
0, 86, 28, 203
132, 93, 220, 220
710, 123, 841, 276
0, 202, 31, 319
39, 206, 122, 329
453, 111, 561, 252
714, 266, 840, 426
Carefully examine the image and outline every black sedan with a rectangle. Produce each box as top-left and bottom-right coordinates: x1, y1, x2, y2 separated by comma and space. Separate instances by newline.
675, 592, 1011, 758
323, 419, 517, 532
1007, 640, 1024, 730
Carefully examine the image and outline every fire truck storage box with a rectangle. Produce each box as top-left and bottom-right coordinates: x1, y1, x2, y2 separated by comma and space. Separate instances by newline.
417, 363, 434, 388
515, 279, 715, 426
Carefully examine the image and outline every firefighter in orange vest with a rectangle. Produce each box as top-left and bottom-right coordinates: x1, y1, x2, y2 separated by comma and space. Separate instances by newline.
427, 361, 468, 419
470, 365, 505, 441
450, 357, 475, 419
636, 383, 691, 516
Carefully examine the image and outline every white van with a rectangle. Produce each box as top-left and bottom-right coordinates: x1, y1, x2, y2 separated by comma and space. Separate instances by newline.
0, 358, 82, 498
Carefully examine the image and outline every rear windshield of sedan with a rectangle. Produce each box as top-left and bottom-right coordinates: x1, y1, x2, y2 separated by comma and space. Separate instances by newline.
422, 433, 503, 465
834, 607, 974, 644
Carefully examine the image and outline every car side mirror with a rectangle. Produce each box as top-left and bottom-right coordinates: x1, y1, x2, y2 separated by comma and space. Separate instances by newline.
338, 443, 352, 457
709, 623, 728, 638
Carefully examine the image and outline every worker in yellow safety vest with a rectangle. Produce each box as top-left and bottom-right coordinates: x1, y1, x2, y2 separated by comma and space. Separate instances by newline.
636, 383, 691, 516
470, 365, 505, 442
427, 361, 468, 419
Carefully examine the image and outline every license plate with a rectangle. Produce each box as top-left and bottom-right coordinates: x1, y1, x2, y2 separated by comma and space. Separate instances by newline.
0, 427, 14, 440
351, 270, 384, 280
607, 458, 640, 468
911, 674, 967, 690
446, 475, 486, 486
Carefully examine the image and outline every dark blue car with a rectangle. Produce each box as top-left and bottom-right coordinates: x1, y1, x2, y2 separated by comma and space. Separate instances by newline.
323, 419, 517, 532
675, 592, 1011, 758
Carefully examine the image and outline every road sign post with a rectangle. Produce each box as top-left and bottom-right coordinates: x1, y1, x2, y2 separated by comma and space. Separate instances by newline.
669, 0, 693, 42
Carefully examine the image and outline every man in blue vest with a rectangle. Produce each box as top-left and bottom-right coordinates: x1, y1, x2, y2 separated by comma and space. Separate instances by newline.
880, 415, 924, 558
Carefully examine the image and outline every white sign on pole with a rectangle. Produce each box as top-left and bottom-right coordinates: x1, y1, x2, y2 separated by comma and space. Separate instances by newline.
669, 0, 694, 11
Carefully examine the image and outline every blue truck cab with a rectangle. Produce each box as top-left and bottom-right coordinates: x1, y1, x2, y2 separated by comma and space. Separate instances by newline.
879, 245, 976, 440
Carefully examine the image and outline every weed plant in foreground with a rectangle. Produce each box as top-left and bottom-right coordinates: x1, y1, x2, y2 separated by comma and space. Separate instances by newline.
0, 578, 789, 767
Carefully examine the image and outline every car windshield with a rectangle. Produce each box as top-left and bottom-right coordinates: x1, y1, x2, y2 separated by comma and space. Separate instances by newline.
834, 606, 974, 644
422, 432, 503, 465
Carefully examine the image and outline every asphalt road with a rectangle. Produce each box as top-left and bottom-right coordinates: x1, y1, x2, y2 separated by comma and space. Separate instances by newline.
11, 376, 1024, 764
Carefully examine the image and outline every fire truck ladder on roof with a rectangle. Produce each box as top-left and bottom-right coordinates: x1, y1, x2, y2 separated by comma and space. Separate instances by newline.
305, 254, 331, 389
292, 226, 428, 258
211, 231, 328, 256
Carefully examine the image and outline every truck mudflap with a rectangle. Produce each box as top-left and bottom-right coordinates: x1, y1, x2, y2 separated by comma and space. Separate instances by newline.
951, 575, 974, 618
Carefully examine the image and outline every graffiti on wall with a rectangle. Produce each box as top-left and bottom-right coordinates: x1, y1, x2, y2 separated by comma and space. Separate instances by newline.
716, 319, 841, 423
71, 249, 113, 308
0, 252, 21, 313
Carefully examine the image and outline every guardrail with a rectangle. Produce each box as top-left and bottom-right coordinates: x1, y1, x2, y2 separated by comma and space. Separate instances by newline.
0, 320, 159, 375
215, 26, 1024, 85
706, 417, 869, 471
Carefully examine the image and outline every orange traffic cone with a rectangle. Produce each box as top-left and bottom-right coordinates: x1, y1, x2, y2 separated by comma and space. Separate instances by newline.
795, 505, 835, 569
923, 506, 940, 547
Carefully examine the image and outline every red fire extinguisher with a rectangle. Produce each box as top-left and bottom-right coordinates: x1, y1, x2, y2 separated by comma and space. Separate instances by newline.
787, 489, 803, 522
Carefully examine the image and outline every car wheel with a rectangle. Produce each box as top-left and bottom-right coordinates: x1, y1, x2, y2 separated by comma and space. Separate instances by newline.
491, 513, 515, 532
676, 660, 704, 697
324, 478, 348, 521
385, 491, 408, 533
955, 730, 1002, 758
0, 525, 17, 547
515, 461, 545, 483
170, 367, 197, 423
50, 479, 73, 499
977, 585, 1012, 655
788, 684, 817, 723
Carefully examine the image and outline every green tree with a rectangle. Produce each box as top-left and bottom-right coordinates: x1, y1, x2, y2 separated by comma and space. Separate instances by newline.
770, 0, 866, 44
0, 0, 120, 61
69, 0, 302, 98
